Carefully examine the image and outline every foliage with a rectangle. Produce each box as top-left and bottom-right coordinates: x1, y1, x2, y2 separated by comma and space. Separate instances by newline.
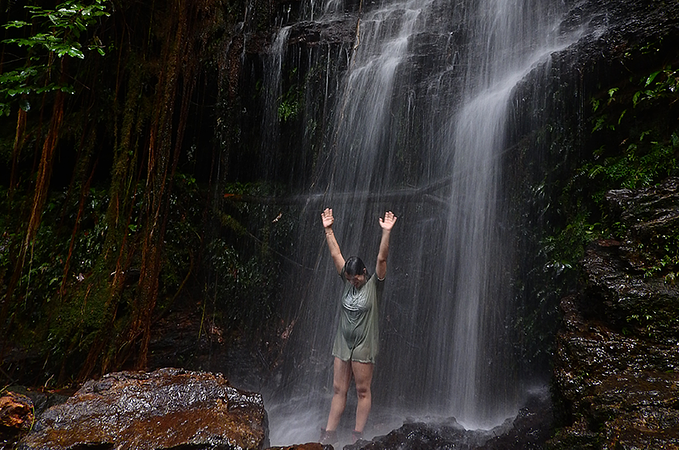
585, 66, 679, 196
0, 0, 109, 116
205, 182, 295, 335
543, 65, 679, 272
541, 210, 599, 272
3, 1, 109, 57
161, 174, 202, 300
0, 186, 110, 370
277, 85, 302, 122
0, 170, 209, 385
277, 68, 303, 122
0, 0, 290, 386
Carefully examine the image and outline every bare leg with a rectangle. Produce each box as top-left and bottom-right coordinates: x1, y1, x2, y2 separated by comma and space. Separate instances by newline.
351, 361, 374, 433
325, 357, 352, 431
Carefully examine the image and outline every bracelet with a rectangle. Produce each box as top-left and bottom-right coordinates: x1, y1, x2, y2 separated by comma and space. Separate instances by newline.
325, 230, 333, 236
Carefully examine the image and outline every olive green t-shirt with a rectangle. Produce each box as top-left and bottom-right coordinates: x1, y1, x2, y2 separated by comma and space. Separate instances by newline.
332, 272, 383, 363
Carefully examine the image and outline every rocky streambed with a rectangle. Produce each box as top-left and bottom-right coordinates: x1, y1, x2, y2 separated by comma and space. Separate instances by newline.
1, 366, 552, 450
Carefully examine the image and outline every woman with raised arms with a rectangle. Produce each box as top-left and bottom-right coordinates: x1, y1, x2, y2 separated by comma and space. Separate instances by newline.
319, 208, 397, 445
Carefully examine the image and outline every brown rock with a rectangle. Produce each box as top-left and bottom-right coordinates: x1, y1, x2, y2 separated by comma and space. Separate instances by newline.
0, 391, 34, 431
18, 367, 268, 450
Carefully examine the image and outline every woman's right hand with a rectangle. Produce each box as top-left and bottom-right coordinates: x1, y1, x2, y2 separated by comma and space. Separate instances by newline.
321, 208, 335, 229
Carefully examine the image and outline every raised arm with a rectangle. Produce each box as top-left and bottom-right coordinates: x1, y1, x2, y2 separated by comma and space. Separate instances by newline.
375, 211, 397, 280
322, 208, 346, 275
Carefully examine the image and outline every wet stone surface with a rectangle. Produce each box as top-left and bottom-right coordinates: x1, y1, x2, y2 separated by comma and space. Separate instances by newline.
549, 178, 679, 449
0, 391, 35, 448
344, 391, 553, 450
17, 368, 269, 450
269, 444, 332, 450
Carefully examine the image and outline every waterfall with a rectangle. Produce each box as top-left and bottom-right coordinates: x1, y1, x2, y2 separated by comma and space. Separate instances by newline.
262, 0, 582, 443
439, 0, 578, 427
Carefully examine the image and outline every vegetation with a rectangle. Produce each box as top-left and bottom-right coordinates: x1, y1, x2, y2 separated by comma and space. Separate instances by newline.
0, 0, 288, 387
544, 64, 679, 275
1, 0, 676, 400
512, 53, 679, 378
0, 0, 109, 116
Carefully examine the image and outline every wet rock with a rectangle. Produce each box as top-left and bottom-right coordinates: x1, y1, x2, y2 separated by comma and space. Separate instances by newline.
0, 391, 34, 448
550, 295, 679, 449
549, 178, 679, 449
287, 18, 357, 48
558, 0, 679, 71
18, 368, 269, 450
345, 391, 553, 450
0, 391, 34, 431
268, 444, 331, 450
481, 394, 554, 450
607, 177, 679, 279
348, 419, 477, 450
581, 178, 679, 340
580, 243, 679, 341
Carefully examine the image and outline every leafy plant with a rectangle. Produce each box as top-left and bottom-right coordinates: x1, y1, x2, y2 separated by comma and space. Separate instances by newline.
277, 85, 302, 122
204, 182, 296, 335
544, 64, 679, 280
542, 211, 601, 271
0, 0, 110, 115
582, 133, 678, 195
585, 67, 679, 196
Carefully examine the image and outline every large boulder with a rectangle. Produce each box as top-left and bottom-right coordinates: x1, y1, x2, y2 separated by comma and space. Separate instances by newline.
17, 368, 269, 450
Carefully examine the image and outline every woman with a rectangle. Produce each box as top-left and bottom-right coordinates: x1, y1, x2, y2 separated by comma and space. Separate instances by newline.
319, 207, 397, 444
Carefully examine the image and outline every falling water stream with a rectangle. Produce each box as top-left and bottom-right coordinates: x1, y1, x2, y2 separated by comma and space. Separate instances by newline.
441, 1, 582, 425
261, 0, 582, 444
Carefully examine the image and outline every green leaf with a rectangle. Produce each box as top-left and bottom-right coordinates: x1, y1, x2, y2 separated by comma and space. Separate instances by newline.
3, 20, 31, 29
591, 98, 600, 112
645, 70, 661, 87
0, 103, 11, 116
592, 116, 608, 133
0, 0, 109, 109
632, 91, 642, 106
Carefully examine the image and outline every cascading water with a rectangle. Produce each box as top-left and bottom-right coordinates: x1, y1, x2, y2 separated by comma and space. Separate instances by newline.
261, 0, 582, 444
440, 1, 580, 426
261, 26, 292, 181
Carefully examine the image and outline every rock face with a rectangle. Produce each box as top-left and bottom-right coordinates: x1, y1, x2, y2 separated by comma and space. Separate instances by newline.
549, 178, 679, 449
17, 368, 269, 450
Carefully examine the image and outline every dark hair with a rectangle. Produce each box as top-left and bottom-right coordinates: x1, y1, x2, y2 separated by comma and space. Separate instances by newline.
344, 256, 367, 276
